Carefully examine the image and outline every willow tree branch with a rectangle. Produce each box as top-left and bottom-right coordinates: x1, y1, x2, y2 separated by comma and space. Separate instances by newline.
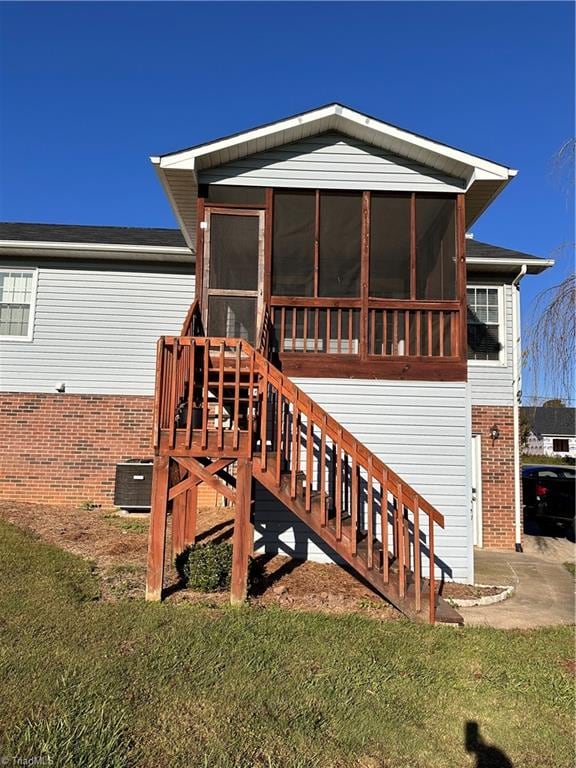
526, 272, 576, 401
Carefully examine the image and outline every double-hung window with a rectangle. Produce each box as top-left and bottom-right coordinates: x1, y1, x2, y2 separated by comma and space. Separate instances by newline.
0, 269, 37, 341
467, 286, 503, 362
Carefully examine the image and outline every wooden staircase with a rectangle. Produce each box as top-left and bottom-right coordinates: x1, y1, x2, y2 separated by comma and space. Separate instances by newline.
146, 302, 463, 625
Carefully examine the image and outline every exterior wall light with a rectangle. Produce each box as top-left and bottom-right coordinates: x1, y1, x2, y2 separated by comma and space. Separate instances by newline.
490, 424, 500, 444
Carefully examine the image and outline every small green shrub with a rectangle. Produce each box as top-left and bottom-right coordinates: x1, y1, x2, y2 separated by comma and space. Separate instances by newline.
522, 453, 575, 466
176, 541, 261, 593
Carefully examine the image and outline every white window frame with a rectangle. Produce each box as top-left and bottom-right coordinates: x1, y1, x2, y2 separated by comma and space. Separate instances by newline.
466, 283, 506, 367
0, 267, 38, 342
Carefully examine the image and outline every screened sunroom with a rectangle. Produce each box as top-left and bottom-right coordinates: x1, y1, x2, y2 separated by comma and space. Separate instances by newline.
196, 183, 467, 380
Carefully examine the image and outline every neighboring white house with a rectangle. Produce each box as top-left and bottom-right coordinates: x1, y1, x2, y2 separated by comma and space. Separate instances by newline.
522, 407, 576, 458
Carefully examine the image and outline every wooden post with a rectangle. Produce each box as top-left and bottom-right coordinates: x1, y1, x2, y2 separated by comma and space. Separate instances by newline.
230, 458, 253, 605
183, 486, 198, 548
146, 456, 170, 601
171, 462, 186, 560
171, 492, 186, 561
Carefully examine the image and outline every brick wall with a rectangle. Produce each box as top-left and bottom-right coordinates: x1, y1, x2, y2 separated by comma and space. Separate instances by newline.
472, 404, 519, 549
0, 392, 219, 507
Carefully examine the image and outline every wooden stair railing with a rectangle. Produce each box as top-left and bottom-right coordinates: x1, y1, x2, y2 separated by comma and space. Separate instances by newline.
180, 298, 203, 337
149, 323, 462, 624
256, 302, 272, 359
251, 357, 460, 624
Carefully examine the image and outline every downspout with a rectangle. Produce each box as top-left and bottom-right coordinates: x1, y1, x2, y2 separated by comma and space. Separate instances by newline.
511, 264, 527, 552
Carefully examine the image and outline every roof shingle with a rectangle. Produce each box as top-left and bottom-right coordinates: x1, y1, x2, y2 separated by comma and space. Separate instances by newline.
521, 407, 576, 437
0, 222, 188, 248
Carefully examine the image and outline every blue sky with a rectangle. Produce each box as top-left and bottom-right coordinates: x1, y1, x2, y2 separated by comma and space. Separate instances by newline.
0, 2, 573, 398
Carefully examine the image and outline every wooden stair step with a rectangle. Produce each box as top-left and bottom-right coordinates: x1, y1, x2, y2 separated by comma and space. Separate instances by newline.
356, 536, 384, 570
433, 597, 465, 625
252, 455, 462, 625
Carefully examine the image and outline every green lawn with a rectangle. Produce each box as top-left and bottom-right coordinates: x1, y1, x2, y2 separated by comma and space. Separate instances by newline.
0, 520, 574, 768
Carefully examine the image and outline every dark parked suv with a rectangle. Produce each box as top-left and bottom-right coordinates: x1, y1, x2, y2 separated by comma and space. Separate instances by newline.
522, 464, 576, 539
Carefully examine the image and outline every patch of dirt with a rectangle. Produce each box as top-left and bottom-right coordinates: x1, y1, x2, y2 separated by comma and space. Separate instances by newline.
249, 555, 399, 619
0, 500, 148, 568
560, 658, 576, 676
0, 500, 398, 619
440, 582, 505, 600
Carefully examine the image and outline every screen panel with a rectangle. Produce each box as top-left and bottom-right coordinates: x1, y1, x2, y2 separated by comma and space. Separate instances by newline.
207, 295, 257, 343
272, 190, 315, 296
318, 192, 361, 297
369, 194, 411, 298
415, 196, 456, 300
209, 213, 260, 291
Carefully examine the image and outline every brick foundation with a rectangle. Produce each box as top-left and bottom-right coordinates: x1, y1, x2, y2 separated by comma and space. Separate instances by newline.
472, 404, 520, 549
1, 393, 520, 541
0, 392, 219, 507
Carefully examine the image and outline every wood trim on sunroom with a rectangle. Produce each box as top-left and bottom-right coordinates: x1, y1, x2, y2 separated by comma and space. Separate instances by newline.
193, 187, 468, 382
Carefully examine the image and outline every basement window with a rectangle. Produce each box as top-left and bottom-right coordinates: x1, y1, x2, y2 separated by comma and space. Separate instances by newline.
0, 269, 37, 341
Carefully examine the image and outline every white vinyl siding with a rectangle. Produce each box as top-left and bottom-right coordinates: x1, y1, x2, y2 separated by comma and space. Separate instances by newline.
467, 280, 514, 406
199, 132, 466, 193
254, 378, 472, 583
525, 433, 576, 458
0, 259, 195, 394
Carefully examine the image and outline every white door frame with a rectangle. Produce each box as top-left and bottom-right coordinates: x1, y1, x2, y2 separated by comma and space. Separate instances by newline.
471, 433, 483, 548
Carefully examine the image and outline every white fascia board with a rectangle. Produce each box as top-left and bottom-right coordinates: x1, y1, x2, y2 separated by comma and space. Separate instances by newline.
156, 103, 517, 180
467, 257, 554, 273
157, 105, 336, 169
0, 240, 194, 263
335, 106, 516, 179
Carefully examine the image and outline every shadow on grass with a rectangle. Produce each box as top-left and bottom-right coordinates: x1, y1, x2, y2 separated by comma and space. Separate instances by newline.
465, 721, 513, 768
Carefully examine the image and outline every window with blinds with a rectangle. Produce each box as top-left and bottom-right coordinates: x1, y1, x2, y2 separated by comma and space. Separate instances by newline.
0, 269, 36, 340
467, 286, 502, 361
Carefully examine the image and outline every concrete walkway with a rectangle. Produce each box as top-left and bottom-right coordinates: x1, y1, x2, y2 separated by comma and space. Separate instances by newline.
459, 534, 576, 629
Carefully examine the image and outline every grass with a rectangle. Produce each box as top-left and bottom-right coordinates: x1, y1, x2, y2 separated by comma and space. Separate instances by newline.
0, 520, 574, 768
522, 453, 575, 466
103, 513, 148, 534
563, 562, 576, 576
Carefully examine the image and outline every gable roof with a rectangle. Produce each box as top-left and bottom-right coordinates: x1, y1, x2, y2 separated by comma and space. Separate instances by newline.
0, 222, 552, 274
151, 103, 518, 250
156, 102, 511, 169
521, 407, 576, 437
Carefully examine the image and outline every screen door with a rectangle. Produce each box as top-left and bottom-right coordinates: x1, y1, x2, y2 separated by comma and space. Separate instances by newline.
202, 208, 264, 344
